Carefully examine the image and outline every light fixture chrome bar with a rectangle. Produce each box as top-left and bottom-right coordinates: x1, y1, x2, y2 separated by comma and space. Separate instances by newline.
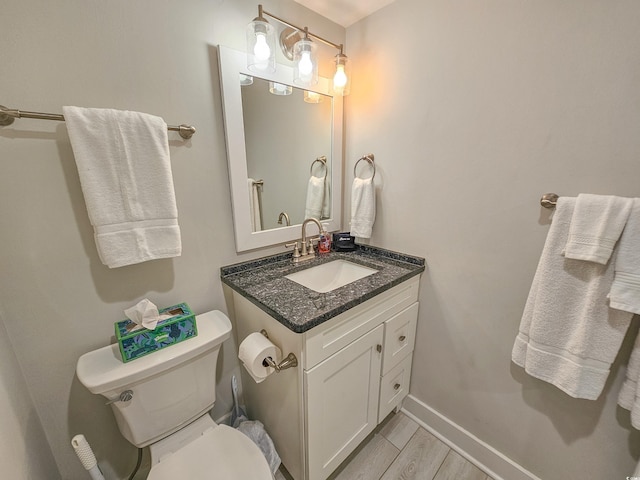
0, 105, 196, 139
259, 5, 344, 54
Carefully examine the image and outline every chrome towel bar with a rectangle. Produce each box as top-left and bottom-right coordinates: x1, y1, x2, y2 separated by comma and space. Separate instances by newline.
0, 105, 196, 139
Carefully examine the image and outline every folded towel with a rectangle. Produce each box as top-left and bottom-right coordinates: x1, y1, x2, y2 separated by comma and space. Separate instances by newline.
63, 106, 181, 268
304, 175, 325, 220
512, 197, 633, 400
248, 178, 262, 232
609, 199, 640, 314
564, 193, 632, 264
350, 177, 375, 239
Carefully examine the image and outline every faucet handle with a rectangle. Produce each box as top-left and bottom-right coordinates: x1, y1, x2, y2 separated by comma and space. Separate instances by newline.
285, 241, 301, 258
308, 237, 320, 254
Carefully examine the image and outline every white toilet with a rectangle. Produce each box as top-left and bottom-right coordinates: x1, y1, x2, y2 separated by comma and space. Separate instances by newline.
76, 310, 273, 480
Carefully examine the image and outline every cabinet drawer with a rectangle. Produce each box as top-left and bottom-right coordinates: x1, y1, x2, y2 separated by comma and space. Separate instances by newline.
378, 352, 412, 423
382, 302, 418, 375
304, 277, 419, 369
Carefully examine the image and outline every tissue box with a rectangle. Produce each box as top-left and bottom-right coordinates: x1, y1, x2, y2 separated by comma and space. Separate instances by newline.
115, 303, 197, 363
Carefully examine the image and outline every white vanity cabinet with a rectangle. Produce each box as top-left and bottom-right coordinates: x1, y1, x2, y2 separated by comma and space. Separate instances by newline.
231, 275, 420, 480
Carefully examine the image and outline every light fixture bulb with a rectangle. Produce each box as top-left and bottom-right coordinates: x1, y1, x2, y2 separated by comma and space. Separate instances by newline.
332, 54, 350, 95
334, 65, 347, 88
253, 32, 271, 67
298, 51, 313, 77
293, 35, 318, 86
247, 14, 275, 73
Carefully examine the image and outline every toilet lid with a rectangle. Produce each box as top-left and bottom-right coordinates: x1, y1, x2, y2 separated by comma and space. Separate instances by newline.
147, 424, 273, 480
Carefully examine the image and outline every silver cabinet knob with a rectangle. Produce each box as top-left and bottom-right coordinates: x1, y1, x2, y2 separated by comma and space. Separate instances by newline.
399, 335, 406, 342
394, 383, 401, 390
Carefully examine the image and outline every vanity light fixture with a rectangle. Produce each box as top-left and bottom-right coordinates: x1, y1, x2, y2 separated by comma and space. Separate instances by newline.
246, 5, 276, 73
248, 4, 351, 95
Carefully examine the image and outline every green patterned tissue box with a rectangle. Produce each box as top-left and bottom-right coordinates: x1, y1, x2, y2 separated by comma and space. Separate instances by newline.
115, 303, 197, 363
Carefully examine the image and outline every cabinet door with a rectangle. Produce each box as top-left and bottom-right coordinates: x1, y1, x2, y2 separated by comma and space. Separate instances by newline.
305, 324, 383, 480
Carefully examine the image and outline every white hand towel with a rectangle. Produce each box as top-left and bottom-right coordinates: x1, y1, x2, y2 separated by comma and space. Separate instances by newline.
322, 173, 331, 219
304, 175, 325, 220
350, 177, 375, 239
512, 197, 633, 400
248, 178, 262, 232
609, 198, 640, 314
63, 106, 181, 268
564, 193, 632, 264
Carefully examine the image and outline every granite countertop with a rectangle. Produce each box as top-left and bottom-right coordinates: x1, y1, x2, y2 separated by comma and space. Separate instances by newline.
220, 245, 425, 333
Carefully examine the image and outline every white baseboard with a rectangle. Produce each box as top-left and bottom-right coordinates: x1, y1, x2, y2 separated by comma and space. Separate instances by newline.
401, 395, 540, 480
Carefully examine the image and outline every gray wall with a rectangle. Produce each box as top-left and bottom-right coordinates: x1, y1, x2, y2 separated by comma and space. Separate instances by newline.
0, 315, 59, 479
345, 0, 640, 479
0, 1, 343, 478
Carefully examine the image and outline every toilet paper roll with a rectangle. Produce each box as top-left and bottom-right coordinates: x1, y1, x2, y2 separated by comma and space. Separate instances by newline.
238, 332, 282, 384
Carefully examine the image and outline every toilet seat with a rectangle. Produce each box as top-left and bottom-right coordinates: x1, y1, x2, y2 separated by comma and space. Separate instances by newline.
147, 424, 273, 480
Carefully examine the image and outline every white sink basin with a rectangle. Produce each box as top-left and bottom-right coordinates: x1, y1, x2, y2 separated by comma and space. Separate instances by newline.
285, 260, 378, 293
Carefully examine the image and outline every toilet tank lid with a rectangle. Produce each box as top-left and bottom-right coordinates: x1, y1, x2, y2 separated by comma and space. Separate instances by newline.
76, 310, 232, 395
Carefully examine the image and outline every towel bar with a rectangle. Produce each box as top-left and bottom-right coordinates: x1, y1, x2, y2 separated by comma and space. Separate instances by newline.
0, 105, 196, 139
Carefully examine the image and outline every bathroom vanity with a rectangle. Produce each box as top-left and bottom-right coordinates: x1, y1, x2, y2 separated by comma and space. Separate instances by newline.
221, 246, 424, 480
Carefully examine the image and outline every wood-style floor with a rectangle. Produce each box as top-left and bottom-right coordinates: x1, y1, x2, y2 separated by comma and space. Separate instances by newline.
276, 412, 494, 480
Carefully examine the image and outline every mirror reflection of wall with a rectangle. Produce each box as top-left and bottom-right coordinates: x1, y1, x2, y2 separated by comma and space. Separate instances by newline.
241, 77, 332, 231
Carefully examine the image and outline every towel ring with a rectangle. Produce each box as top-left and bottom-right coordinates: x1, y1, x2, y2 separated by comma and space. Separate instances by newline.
354, 154, 375, 180
310, 156, 328, 180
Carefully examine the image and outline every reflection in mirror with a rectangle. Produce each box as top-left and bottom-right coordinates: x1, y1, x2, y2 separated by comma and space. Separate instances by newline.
241, 77, 332, 231
218, 46, 343, 252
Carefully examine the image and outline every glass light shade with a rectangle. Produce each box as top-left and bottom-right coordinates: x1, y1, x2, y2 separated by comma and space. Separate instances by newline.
246, 19, 276, 73
269, 82, 293, 96
239, 74, 254, 86
332, 54, 351, 96
303, 90, 323, 103
293, 38, 318, 87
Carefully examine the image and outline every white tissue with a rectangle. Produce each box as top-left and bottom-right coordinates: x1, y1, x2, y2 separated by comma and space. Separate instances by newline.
124, 298, 171, 331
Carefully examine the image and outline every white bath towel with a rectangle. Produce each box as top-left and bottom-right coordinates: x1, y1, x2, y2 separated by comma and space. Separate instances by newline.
609, 199, 640, 314
512, 197, 634, 400
248, 178, 262, 232
63, 106, 181, 268
304, 175, 325, 220
564, 193, 632, 265
612, 200, 640, 426
350, 177, 375, 239
618, 331, 640, 424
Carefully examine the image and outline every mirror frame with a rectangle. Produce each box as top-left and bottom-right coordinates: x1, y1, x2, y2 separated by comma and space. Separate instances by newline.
218, 46, 343, 252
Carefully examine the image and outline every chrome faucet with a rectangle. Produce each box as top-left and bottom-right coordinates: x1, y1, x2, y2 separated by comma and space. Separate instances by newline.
277, 212, 291, 226
285, 217, 323, 263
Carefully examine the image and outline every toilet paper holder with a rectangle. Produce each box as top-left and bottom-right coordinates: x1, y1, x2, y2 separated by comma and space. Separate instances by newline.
260, 330, 298, 372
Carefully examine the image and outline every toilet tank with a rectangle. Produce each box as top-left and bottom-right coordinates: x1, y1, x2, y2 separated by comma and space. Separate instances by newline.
77, 310, 232, 447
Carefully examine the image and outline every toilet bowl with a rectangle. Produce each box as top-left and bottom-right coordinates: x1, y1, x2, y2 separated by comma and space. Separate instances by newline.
76, 310, 272, 480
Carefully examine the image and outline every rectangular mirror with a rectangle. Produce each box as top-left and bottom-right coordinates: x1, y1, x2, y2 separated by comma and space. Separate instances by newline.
218, 46, 343, 252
